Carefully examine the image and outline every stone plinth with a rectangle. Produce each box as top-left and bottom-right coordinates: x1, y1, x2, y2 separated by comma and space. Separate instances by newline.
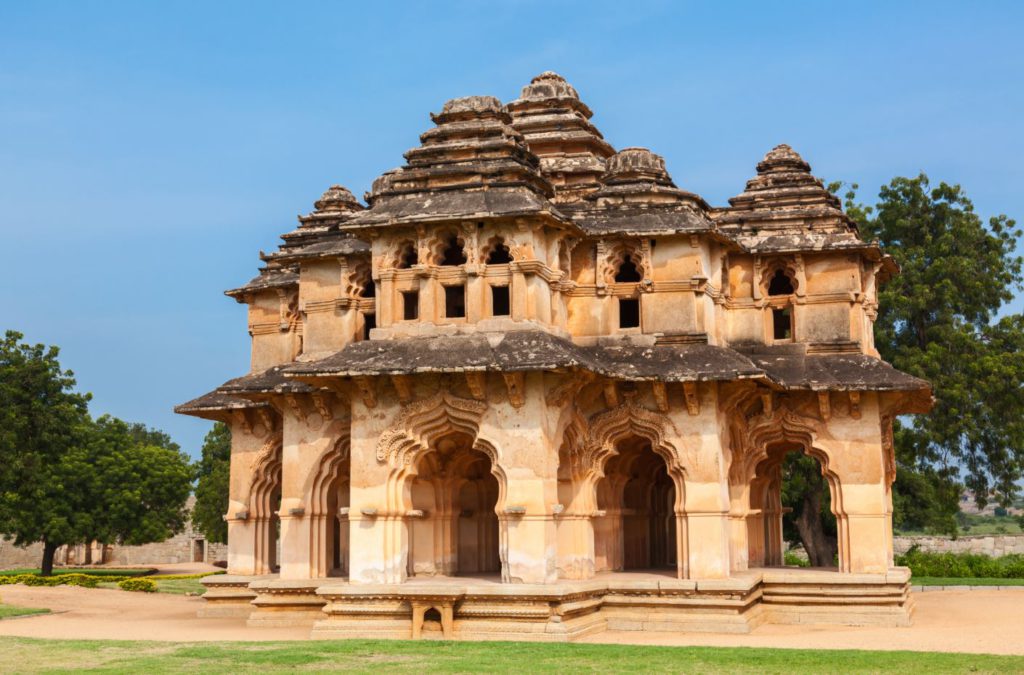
760, 567, 914, 627
198, 574, 266, 618
248, 578, 332, 627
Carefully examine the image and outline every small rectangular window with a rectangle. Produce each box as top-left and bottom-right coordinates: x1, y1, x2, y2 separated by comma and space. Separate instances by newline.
491, 285, 510, 316
363, 313, 376, 341
444, 284, 466, 319
402, 291, 419, 321
772, 307, 792, 340
619, 298, 640, 329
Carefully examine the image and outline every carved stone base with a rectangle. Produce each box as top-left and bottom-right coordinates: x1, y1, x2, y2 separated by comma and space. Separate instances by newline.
198, 575, 266, 618
248, 578, 332, 627
759, 567, 914, 627
200, 568, 914, 638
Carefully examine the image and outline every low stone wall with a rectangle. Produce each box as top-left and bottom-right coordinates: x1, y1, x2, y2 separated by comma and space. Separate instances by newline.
894, 535, 1024, 557
0, 539, 45, 568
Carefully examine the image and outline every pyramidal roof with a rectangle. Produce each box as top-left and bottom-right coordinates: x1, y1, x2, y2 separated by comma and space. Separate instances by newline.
719, 144, 849, 229
347, 95, 562, 229
716, 144, 875, 255
571, 147, 713, 236
507, 71, 615, 203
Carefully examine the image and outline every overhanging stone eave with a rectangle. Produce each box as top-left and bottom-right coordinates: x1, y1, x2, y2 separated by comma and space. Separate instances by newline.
339, 208, 580, 236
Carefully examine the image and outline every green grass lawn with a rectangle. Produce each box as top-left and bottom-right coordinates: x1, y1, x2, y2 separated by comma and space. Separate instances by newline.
914, 576, 1024, 586
151, 578, 206, 595
0, 568, 152, 577
94, 578, 207, 595
0, 637, 1021, 674
0, 605, 49, 620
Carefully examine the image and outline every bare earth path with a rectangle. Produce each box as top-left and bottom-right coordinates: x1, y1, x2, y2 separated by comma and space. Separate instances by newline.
0, 585, 1021, 655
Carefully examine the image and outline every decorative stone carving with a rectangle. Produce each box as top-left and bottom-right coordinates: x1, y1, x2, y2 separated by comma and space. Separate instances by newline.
375, 391, 488, 466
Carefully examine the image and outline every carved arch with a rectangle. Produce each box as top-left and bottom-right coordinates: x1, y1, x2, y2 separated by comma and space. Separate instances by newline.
601, 241, 651, 285
482, 235, 513, 264
570, 401, 689, 514
427, 229, 467, 266
247, 434, 282, 575
759, 257, 800, 297
305, 427, 352, 578
376, 390, 509, 581
249, 434, 283, 518
389, 239, 419, 269
345, 261, 373, 298
740, 401, 851, 571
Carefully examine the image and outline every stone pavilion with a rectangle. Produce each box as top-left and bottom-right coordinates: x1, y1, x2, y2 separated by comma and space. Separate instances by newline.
177, 72, 931, 640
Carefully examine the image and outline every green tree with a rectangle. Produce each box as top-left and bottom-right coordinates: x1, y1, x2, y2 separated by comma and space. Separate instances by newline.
0, 331, 92, 574
191, 422, 231, 544
0, 331, 193, 574
87, 416, 193, 547
834, 176, 1024, 532
781, 454, 838, 566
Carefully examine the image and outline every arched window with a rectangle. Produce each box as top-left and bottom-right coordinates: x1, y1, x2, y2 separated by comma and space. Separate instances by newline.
396, 242, 418, 269
439, 232, 467, 266
485, 239, 512, 264
361, 278, 375, 298
768, 269, 795, 296
614, 254, 643, 283
765, 268, 795, 341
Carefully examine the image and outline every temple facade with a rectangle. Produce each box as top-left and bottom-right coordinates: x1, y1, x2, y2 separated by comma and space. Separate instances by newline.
177, 72, 931, 639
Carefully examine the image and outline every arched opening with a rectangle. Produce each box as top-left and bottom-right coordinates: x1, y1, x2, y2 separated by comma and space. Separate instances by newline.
594, 436, 677, 573
361, 278, 376, 298
485, 238, 512, 264
614, 254, 643, 283
396, 242, 418, 269
320, 462, 351, 578
250, 445, 283, 575
438, 232, 467, 266
748, 442, 838, 569
766, 268, 795, 341
406, 434, 500, 578
767, 268, 795, 296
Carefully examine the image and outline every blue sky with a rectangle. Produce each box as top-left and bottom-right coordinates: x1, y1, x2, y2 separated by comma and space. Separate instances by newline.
2, 1, 1022, 459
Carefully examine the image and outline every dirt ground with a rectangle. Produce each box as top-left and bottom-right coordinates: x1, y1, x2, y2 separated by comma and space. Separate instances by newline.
0, 582, 1021, 655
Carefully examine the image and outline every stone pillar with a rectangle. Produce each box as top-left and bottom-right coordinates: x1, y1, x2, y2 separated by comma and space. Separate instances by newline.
225, 420, 276, 576
556, 515, 595, 579
347, 387, 408, 584
817, 392, 893, 574
482, 373, 559, 584
672, 383, 732, 579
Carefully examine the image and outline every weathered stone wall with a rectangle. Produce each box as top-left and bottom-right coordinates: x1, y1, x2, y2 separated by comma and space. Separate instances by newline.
894, 535, 1024, 557
0, 539, 45, 568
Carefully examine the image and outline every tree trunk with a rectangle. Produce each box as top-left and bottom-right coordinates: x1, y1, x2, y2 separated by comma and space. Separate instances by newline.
794, 474, 838, 566
40, 541, 59, 577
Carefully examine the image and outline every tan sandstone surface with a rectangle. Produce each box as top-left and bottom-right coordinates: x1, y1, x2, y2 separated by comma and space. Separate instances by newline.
0, 586, 1021, 655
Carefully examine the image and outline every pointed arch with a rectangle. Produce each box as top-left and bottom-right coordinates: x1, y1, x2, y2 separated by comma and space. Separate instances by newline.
740, 402, 850, 571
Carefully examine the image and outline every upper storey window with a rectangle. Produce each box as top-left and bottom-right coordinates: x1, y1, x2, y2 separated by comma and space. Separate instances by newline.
614, 254, 643, 283
764, 267, 797, 341
485, 238, 513, 264
438, 232, 467, 266
768, 269, 795, 296
396, 241, 418, 269
361, 278, 376, 298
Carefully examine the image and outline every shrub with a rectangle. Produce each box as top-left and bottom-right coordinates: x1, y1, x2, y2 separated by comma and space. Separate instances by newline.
118, 578, 156, 593
148, 571, 226, 581
60, 574, 100, 588
896, 548, 1024, 579
783, 551, 810, 568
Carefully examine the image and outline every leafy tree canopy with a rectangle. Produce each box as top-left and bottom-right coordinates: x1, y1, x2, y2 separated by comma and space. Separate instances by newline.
834, 175, 1024, 530
0, 331, 193, 574
191, 422, 231, 544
